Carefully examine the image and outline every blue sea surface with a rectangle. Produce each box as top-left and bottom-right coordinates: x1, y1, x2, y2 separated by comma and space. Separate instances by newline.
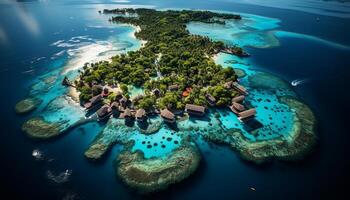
0, 0, 349, 200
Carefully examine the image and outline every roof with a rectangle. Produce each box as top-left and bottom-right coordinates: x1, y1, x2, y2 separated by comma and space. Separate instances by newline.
160, 109, 175, 120
135, 109, 146, 118
232, 82, 248, 94
152, 88, 161, 95
238, 108, 256, 119
206, 94, 216, 102
232, 102, 245, 112
119, 96, 127, 103
110, 101, 119, 108
124, 108, 131, 116
232, 95, 245, 103
97, 105, 110, 117
168, 84, 179, 91
185, 104, 205, 113
224, 81, 233, 89
89, 95, 102, 104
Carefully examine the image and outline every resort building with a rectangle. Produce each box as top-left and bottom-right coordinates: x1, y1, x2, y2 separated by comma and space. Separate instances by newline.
160, 109, 176, 123
96, 105, 112, 121
135, 108, 146, 122
238, 108, 256, 121
205, 94, 216, 106
110, 101, 120, 117
224, 81, 234, 89
224, 81, 248, 95
84, 95, 103, 110
230, 102, 245, 114
168, 84, 179, 91
185, 104, 206, 116
232, 95, 245, 103
120, 108, 132, 119
119, 96, 128, 107
232, 82, 248, 95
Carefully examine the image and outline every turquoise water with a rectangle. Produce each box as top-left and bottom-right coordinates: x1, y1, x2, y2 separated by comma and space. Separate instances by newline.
187, 13, 280, 48
22, 8, 303, 156
2, 1, 350, 199
130, 126, 181, 158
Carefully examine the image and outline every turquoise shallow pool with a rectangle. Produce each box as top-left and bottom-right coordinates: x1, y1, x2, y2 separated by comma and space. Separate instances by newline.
130, 126, 181, 158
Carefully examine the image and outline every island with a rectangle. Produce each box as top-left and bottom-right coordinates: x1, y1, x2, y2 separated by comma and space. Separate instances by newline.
20, 8, 317, 193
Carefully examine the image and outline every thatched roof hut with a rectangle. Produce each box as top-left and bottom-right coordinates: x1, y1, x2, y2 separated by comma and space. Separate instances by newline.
185, 104, 205, 116
160, 109, 175, 123
238, 108, 256, 121
135, 109, 146, 120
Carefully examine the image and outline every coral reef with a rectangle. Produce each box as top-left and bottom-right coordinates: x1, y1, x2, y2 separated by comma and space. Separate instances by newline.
116, 139, 201, 193
85, 118, 136, 160
248, 72, 292, 91
234, 68, 246, 78
15, 97, 42, 114
22, 117, 63, 139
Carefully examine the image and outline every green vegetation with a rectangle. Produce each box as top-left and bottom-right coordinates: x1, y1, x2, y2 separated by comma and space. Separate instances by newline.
77, 8, 244, 108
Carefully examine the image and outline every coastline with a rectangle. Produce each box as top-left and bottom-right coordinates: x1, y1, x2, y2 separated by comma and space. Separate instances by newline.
129, 25, 147, 47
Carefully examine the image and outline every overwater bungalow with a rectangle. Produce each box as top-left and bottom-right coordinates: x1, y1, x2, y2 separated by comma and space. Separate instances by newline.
232, 82, 248, 95
110, 101, 120, 117
119, 96, 128, 107
205, 94, 216, 106
168, 84, 179, 91
224, 81, 234, 89
135, 108, 146, 122
96, 105, 112, 121
232, 95, 245, 103
238, 108, 256, 121
120, 108, 132, 119
84, 95, 103, 110
230, 102, 245, 114
160, 109, 176, 123
185, 104, 205, 116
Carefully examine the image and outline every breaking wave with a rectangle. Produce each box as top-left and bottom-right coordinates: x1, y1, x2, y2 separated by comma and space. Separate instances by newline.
291, 78, 308, 86
46, 169, 72, 184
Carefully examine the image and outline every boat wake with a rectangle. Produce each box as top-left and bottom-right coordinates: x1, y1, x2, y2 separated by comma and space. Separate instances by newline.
291, 79, 308, 87
32, 149, 44, 160
46, 169, 73, 184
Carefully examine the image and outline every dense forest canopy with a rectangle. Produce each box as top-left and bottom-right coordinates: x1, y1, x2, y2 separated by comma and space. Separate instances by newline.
76, 8, 244, 110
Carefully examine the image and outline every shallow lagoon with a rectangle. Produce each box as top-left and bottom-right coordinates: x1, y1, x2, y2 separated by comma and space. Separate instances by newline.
3, 1, 350, 199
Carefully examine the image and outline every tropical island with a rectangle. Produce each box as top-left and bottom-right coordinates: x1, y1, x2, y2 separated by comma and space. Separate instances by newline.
19, 8, 317, 194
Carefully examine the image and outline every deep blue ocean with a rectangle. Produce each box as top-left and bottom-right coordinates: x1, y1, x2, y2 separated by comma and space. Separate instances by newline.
0, 0, 349, 199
